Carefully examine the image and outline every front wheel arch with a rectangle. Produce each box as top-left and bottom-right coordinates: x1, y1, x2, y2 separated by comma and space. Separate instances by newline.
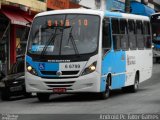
98, 74, 111, 99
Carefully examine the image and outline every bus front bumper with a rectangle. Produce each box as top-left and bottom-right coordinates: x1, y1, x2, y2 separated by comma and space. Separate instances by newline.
25, 72, 101, 93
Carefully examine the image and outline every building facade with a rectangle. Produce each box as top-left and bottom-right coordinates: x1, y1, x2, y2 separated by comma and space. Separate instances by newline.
47, 0, 80, 10
79, 0, 125, 11
0, 0, 41, 74
79, 0, 160, 12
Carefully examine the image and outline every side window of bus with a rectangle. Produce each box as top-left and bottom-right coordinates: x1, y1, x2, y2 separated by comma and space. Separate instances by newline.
120, 19, 129, 50
112, 18, 121, 50
128, 20, 136, 50
136, 20, 144, 49
143, 21, 151, 48
102, 18, 111, 52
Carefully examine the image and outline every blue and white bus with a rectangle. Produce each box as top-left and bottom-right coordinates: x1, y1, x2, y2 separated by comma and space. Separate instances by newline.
25, 9, 152, 101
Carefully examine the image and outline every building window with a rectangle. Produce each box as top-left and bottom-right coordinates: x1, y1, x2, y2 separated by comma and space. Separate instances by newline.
16, 27, 30, 57
95, 0, 101, 9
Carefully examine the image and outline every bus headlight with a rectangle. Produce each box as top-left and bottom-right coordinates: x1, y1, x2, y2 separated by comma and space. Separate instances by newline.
26, 63, 38, 76
81, 62, 97, 76
152, 44, 154, 48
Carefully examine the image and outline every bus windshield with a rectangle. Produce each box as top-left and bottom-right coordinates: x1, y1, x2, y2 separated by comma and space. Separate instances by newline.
151, 14, 160, 41
27, 14, 100, 56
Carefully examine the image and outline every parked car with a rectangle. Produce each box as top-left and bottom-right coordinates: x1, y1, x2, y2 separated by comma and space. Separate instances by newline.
0, 60, 30, 100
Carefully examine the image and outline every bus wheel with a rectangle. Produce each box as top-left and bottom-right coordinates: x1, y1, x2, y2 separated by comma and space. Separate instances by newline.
99, 76, 111, 99
153, 58, 157, 64
128, 73, 139, 93
37, 93, 50, 102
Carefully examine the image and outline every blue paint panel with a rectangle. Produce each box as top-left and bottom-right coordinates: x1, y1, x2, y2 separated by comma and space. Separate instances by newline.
101, 50, 126, 91
26, 55, 59, 77
154, 44, 160, 49
105, 11, 122, 18
112, 74, 125, 89
131, 1, 155, 16
100, 77, 106, 92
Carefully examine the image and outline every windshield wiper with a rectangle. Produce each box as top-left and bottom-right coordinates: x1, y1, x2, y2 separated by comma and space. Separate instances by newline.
40, 25, 72, 58
40, 28, 58, 58
56, 15, 79, 57
66, 27, 80, 57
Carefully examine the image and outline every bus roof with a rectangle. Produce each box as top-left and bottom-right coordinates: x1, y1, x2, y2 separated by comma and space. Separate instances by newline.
105, 11, 150, 21
35, 9, 104, 17
34, 9, 149, 21
151, 12, 160, 16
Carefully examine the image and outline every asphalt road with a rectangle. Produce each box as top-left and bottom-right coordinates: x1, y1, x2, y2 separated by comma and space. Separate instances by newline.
0, 64, 160, 120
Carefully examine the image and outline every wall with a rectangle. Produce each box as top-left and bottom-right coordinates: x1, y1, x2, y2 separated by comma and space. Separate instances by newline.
79, 0, 97, 9
3, 0, 46, 12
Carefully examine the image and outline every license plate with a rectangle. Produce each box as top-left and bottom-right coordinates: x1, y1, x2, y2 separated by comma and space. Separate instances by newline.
10, 86, 23, 92
53, 88, 66, 93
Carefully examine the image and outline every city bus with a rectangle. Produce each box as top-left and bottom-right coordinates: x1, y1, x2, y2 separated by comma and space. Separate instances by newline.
25, 9, 152, 102
150, 13, 160, 63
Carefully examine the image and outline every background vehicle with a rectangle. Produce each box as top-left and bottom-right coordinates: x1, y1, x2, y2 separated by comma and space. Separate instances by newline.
0, 71, 5, 80
0, 59, 30, 100
150, 13, 160, 63
25, 9, 152, 102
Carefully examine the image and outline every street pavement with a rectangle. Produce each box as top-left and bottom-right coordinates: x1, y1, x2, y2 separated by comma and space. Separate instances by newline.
0, 64, 160, 120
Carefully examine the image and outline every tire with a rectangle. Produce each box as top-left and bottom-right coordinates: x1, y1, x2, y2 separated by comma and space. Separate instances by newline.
127, 73, 139, 93
153, 58, 156, 64
24, 92, 32, 98
1, 89, 10, 101
37, 93, 50, 102
99, 76, 111, 99
158, 58, 160, 64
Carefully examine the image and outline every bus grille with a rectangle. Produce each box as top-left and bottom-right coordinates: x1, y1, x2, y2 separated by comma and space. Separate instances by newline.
41, 71, 79, 76
44, 81, 75, 88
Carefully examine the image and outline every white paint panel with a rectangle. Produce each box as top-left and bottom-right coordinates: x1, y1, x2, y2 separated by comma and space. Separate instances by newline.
122, 13, 150, 21
60, 62, 87, 71
125, 49, 153, 86
36, 9, 104, 18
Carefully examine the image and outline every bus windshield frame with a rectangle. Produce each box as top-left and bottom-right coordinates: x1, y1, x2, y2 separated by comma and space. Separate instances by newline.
27, 14, 100, 58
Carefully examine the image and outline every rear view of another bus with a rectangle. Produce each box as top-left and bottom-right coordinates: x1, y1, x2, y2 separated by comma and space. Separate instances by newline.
151, 13, 160, 63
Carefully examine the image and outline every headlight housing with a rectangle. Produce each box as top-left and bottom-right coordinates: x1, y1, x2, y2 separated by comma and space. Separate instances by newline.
81, 61, 97, 76
26, 63, 38, 76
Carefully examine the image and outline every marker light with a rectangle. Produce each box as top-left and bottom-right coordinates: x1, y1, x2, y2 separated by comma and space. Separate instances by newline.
27, 66, 32, 71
